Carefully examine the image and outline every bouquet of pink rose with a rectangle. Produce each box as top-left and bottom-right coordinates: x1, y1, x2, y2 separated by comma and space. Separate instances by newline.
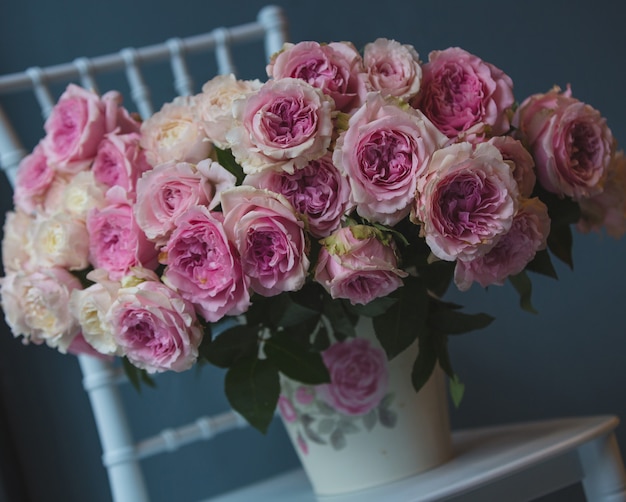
1, 39, 624, 432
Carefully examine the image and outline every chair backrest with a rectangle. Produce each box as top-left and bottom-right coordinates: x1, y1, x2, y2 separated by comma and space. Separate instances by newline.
0, 6, 288, 502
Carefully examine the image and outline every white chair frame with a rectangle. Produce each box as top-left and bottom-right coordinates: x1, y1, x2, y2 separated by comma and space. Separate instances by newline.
0, 6, 288, 502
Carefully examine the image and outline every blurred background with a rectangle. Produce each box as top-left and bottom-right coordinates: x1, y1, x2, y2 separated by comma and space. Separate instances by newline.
0, 1, 625, 501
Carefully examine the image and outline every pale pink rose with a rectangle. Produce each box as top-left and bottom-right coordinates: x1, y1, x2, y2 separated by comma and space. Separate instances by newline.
314, 225, 407, 305
13, 145, 56, 214
140, 96, 212, 166
54, 171, 107, 222
2, 210, 35, 273
267, 41, 367, 113
363, 38, 422, 101
244, 154, 352, 238
221, 186, 310, 296
316, 338, 389, 416
31, 212, 90, 270
101, 90, 141, 135
161, 206, 250, 322
107, 279, 203, 373
0, 268, 81, 352
414, 142, 519, 261
226, 78, 334, 174
278, 396, 297, 423
69, 280, 121, 356
578, 150, 626, 238
41, 84, 107, 173
454, 197, 550, 291
195, 74, 262, 148
67, 332, 114, 360
514, 85, 613, 199
135, 160, 235, 247
87, 187, 158, 280
487, 136, 536, 198
92, 132, 151, 196
412, 47, 514, 142
333, 92, 446, 225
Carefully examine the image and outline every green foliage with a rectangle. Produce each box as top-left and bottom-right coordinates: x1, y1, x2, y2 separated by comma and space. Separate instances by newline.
214, 147, 245, 185
122, 357, 155, 392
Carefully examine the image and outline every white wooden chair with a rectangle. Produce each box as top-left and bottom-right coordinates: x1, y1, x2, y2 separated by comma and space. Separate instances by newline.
0, 6, 288, 502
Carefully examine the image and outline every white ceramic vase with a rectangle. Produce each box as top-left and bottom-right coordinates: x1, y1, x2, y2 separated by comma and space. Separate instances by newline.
278, 316, 453, 496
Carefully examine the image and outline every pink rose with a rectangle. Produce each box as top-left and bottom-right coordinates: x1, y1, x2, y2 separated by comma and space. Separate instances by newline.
92, 132, 151, 196
514, 85, 613, 199
13, 145, 55, 214
101, 90, 141, 135
244, 154, 352, 238
107, 279, 203, 373
135, 160, 235, 247
41, 84, 107, 173
87, 187, 158, 280
333, 92, 446, 225
412, 47, 514, 142
0, 268, 81, 352
161, 206, 250, 322
221, 186, 309, 296
454, 197, 550, 291
414, 142, 519, 261
226, 78, 334, 174
53, 171, 107, 222
267, 41, 367, 113
140, 96, 212, 166
316, 338, 389, 416
195, 74, 262, 149
363, 38, 422, 101
314, 225, 407, 305
578, 150, 626, 238
2, 210, 35, 273
487, 136, 536, 198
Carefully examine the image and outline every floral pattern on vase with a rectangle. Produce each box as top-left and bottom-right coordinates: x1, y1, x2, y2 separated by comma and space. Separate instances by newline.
279, 337, 397, 453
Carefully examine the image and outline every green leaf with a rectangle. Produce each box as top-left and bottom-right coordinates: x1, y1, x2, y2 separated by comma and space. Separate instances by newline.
225, 356, 279, 434
322, 295, 357, 340
427, 306, 494, 335
274, 296, 320, 328
201, 325, 259, 368
411, 334, 437, 393
342, 296, 398, 317
509, 271, 538, 314
214, 147, 245, 185
122, 357, 154, 392
547, 223, 574, 269
419, 260, 456, 298
432, 332, 454, 379
264, 332, 330, 385
449, 374, 465, 408
372, 276, 428, 359
525, 249, 558, 279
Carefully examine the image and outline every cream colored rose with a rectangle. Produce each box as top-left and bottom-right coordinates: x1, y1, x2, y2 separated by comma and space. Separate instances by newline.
2, 210, 35, 273
31, 212, 90, 270
140, 96, 213, 166
195, 74, 262, 149
61, 171, 107, 221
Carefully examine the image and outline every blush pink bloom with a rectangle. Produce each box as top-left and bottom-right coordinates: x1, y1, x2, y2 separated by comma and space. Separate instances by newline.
87, 187, 158, 280
41, 84, 107, 173
195, 74, 262, 149
244, 154, 352, 238
267, 41, 367, 113
161, 206, 250, 322
487, 136, 536, 198
13, 145, 56, 214
454, 197, 550, 291
412, 47, 514, 142
140, 96, 213, 166
316, 338, 389, 416
227, 78, 334, 174
53, 171, 107, 222
0, 268, 81, 352
92, 132, 151, 196
514, 85, 614, 199
333, 92, 446, 225
578, 150, 626, 238
135, 160, 235, 247
107, 279, 203, 373
315, 225, 407, 305
31, 212, 90, 270
101, 90, 141, 135
67, 332, 114, 360
2, 210, 35, 273
414, 142, 519, 261
221, 186, 310, 296
363, 38, 422, 101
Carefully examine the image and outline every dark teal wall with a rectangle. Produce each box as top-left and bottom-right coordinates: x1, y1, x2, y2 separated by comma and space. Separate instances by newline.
0, 1, 625, 501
